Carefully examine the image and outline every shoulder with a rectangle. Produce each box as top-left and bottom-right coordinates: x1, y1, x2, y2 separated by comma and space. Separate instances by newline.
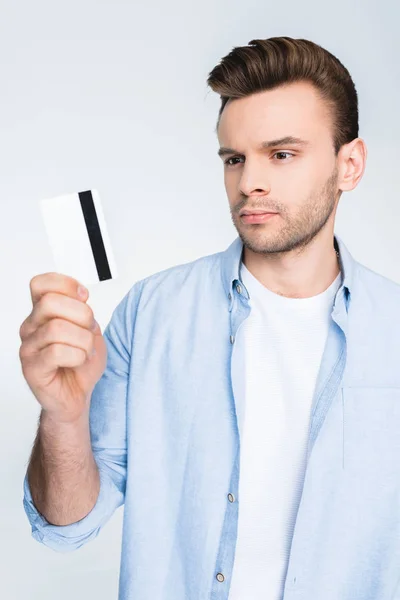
123, 247, 225, 313
138, 248, 223, 295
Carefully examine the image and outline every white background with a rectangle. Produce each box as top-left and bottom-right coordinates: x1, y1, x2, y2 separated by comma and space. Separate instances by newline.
1, 0, 399, 598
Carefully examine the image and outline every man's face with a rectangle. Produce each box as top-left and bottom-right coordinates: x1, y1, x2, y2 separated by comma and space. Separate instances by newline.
217, 81, 341, 255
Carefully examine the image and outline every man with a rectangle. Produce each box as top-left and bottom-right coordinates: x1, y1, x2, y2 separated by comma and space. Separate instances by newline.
21, 36, 400, 599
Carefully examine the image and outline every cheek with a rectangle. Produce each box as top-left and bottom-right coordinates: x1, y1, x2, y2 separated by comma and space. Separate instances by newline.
274, 166, 314, 197
223, 171, 241, 197
224, 169, 239, 183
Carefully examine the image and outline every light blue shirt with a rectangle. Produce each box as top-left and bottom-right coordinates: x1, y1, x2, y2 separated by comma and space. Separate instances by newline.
23, 234, 400, 599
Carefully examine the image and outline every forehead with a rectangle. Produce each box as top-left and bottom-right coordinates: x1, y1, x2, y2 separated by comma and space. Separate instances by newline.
218, 81, 332, 146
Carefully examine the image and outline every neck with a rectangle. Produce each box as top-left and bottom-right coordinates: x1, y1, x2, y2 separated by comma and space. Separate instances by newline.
242, 236, 340, 299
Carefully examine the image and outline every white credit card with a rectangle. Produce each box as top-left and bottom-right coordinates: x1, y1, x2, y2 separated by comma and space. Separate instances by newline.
39, 189, 118, 287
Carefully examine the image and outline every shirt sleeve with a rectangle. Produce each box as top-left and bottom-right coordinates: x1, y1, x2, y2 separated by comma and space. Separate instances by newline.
22, 278, 145, 552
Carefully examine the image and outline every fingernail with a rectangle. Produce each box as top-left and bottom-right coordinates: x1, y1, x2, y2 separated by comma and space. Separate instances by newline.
78, 285, 87, 298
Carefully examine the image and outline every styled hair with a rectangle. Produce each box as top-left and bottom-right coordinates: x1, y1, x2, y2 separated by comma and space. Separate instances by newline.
207, 36, 359, 155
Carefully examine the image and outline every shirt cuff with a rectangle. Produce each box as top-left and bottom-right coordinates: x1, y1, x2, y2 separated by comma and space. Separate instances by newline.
23, 465, 119, 552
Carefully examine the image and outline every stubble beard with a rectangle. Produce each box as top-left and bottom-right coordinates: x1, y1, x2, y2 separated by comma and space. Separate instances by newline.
231, 165, 339, 257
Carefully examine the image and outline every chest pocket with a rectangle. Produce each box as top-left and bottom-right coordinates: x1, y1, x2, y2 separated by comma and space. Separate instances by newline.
343, 387, 400, 476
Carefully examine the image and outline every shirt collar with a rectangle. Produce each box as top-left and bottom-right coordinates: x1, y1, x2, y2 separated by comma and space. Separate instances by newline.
221, 233, 355, 309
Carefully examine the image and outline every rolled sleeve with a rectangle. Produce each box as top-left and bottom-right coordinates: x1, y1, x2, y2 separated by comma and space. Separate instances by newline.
22, 279, 145, 552
23, 462, 122, 552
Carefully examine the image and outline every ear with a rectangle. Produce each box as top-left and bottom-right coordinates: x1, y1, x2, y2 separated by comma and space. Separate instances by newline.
337, 138, 367, 192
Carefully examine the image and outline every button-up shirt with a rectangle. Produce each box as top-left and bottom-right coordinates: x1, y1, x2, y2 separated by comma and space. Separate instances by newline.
23, 234, 400, 599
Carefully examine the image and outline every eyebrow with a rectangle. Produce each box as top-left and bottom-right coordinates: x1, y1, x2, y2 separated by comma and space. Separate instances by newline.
217, 136, 310, 157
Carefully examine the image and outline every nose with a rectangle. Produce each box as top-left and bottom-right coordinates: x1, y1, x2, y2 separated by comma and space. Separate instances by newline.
238, 158, 271, 198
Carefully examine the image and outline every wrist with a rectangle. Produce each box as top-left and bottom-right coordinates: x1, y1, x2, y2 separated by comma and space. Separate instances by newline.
40, 406, 90, 431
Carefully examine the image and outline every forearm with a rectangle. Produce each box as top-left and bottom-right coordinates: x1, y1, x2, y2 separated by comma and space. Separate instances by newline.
27, 408, 100, 526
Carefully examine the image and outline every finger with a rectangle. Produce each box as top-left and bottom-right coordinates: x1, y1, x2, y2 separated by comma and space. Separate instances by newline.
29, 272, 88, 307
20, 319, 95, 361
39, 343, 89, 375
20, 293, 95, 340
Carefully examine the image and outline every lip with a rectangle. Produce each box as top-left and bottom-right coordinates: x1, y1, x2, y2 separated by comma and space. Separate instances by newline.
240, 209, 278, 215
240, 212, 278, 224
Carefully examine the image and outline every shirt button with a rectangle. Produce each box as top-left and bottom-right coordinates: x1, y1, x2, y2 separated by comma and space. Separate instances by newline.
230, 335, 235, 344
228, 292, 232, 300
236, 284, 242, 294
228, 493, 235, 502
216, 573, 225, 582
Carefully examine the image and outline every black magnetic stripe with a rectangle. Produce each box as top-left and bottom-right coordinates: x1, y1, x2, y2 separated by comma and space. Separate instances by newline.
78, 190, 112, 281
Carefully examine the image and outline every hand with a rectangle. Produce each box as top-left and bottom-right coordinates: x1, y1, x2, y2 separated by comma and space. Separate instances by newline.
19, 273, 107, 423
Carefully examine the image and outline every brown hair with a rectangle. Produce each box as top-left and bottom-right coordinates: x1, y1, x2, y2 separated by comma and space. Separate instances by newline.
207, 36, 359, 155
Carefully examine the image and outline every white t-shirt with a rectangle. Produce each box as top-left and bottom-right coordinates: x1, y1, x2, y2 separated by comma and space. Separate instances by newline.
228, 260, 342, 600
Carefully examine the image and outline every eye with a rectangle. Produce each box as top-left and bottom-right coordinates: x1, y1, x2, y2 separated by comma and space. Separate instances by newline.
224, 152, 294, 167
224, 156, 244, 167
273, 152, 294, 160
